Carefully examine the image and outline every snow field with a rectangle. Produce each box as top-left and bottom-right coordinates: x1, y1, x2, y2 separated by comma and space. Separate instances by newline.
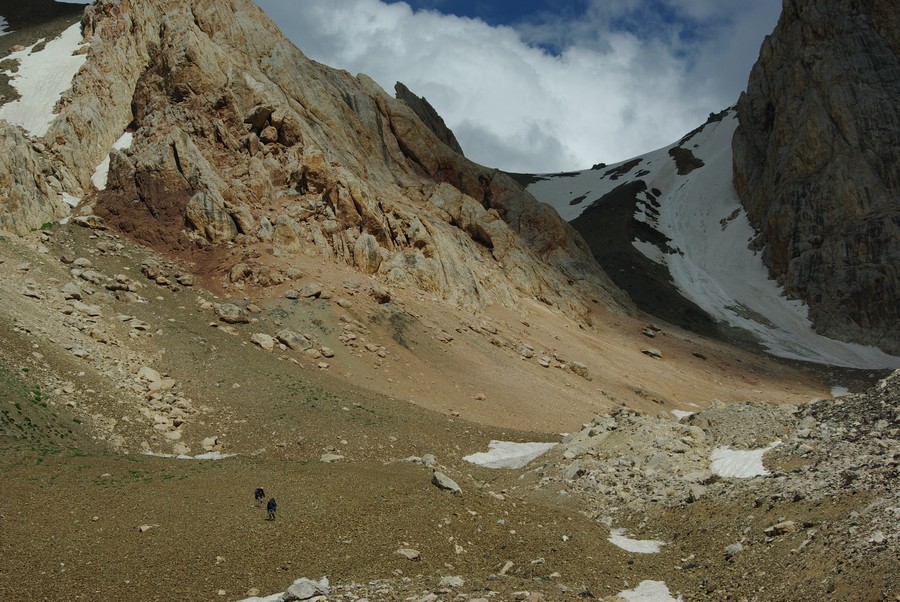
616, 580, 683, 601
463, 440, 557, 469
528, 112, 900, 369
709, 441, 781, 478
0, 22, 87, 137
608, 528, 665, 554
92, 132, 135, 190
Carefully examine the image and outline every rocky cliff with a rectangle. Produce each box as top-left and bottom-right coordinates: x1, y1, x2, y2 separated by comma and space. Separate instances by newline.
0, 0, 631, 320
733, 0, 900, 353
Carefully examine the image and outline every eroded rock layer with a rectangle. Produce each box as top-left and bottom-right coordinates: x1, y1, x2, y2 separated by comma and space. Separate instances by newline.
0, 0, 630, 320
733, 0, 900, 353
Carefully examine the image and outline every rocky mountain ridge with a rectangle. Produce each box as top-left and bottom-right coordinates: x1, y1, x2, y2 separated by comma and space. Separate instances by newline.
0, 0, 629, 324
0, 1, 898, 601
733, 0, 900, 354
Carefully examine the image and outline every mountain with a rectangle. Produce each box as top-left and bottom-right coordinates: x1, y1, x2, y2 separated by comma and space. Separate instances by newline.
526, 109, 900, 369
0, 1, 897, 601
0, 0, 628, 322
733, 0, 900, 354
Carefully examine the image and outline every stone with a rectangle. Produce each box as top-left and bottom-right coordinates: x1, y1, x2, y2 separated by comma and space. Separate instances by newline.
319, 453, 344, 463
439, 576, 464, 588
370, 286, 391, 304
725, 543, 744, 559
764, 521, 800, 536
285, 289, 300, 300
641, 348, 663, 359
432, 471, 462, 495
251, 333, 275, 351
300, 283, 323, 298
395, 548, 420, 561
320, 347, 335, 358
284, 577, 329, 601
570, 362, 589, 377
72, 215, 107, 230
216, 304, 250, 324
277, 330, 312, 351
137, 366, 162, 383
562, 463, 585, 481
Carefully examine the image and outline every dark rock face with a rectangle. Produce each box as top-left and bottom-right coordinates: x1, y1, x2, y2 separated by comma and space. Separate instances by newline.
394, 82, 464, 156
733, 0, 900, 354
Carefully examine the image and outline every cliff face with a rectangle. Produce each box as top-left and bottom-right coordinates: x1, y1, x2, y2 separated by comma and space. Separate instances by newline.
0, 0, 631, 318
733, 0, 900, 353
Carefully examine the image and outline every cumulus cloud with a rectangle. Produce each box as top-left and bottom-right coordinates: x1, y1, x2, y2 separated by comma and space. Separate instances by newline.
261, 1, 778, 172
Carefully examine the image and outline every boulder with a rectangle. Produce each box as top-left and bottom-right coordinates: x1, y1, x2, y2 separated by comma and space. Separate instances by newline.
276, 330, 312, 351
432, 471, 462, 495
216, 304, 250, 324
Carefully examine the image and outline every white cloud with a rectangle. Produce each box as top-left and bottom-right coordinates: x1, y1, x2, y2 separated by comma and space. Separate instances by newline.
263, 1, 780, 172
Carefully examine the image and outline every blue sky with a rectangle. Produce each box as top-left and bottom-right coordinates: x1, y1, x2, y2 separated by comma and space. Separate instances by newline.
258, 0, 781, 172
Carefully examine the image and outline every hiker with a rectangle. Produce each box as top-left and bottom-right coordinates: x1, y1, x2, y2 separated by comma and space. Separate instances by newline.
267, 497, 277, 521
254, 487, 265, 507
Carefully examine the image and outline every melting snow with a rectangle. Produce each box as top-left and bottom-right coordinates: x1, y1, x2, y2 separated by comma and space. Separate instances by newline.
463, 440, 556, 469
61, 193, 81, 208
0, 22, 87, 136
91, 132, 134, 190
710, 441, 781, 478
0, 16, 10, 36
671, 410, 695, 420
608, 528, 665, 554
616, 580, 683, 601
528, 111, 900, 370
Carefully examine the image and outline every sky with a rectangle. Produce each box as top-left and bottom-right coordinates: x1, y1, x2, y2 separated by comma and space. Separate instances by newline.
51, 0, 782, 173
255, 0, 782, 173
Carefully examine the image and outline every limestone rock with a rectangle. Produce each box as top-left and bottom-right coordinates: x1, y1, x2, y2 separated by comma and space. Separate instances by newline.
395, 548, 420, 561
733, 0, 900, 353
283, 577, 329, 601
216, 304, 250, 324
432, 471, 462, 495
277, 330, 312, 351
250, 333, 275, 351
395, 82, 464, 155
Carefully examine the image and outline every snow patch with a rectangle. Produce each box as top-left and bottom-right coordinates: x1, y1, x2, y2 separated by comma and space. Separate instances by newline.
710, 441, 781, 478
0, 16, 11, 36
91, 132, 134, 190
831, 386, 850, 398
616, 580, 683, 601
632, 239, 667, 265
0, 22, 87, 136
463, 440, 556, 469
608, 528, 665, 554
671, 409, 695, 420
61, 193, 81, 208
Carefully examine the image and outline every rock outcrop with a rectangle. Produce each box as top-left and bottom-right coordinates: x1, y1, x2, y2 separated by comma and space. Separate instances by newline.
395, 82, 464, 156
733, 0, 900, 353
0, 0, 631, 321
